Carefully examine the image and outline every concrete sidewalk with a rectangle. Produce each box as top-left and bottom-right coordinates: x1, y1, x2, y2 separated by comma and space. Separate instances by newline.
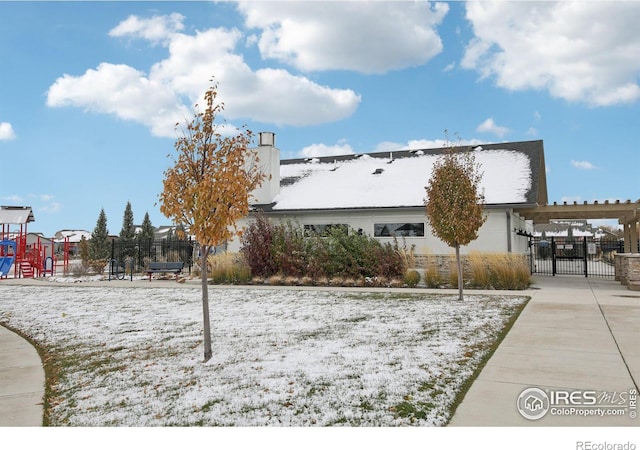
449, 275, 640, 426
0, 325, 44, 426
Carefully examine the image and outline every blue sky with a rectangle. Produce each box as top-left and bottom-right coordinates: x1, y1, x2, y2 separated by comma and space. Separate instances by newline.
0, 1, 638, 237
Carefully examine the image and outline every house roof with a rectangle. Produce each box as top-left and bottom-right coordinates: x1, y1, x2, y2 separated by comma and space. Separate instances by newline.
54, 229, 91, 243
0, 206, 35, 224
262, 140, 547, 212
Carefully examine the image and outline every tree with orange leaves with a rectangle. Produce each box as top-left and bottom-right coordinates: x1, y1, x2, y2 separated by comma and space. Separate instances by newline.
160, 79, 265, 361
424, 133, 486, 300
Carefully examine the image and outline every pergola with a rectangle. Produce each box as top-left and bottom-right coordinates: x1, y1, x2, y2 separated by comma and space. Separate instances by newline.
514, 199, 640, 253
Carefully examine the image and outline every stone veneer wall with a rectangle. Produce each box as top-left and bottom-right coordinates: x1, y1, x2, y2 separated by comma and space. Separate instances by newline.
614, 253, 640, 290
412, 253, 530, 281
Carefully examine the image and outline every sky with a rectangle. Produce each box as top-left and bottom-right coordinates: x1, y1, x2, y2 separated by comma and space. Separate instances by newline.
0, 1, 639, 237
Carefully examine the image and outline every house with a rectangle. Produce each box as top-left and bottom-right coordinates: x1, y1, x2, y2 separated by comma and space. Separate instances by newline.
228, 133, 548, 265
534, 220, 619, 240
53, 229, 91, 256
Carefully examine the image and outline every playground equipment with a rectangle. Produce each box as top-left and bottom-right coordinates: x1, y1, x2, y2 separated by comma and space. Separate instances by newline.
0, 205, 71, 279
0, 240, 16, 278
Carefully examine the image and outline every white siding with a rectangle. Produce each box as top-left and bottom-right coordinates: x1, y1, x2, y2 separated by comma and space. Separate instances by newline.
229, 208, 533, 256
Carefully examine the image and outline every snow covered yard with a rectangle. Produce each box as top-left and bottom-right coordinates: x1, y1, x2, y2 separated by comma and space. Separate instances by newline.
0, 283, 527, 426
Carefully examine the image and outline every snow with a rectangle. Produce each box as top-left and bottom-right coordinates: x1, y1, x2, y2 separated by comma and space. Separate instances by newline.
273, 149, 532, 210
0, 282, 526, 426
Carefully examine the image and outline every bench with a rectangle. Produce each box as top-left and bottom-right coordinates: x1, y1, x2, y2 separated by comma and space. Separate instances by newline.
146, 261, 184, 281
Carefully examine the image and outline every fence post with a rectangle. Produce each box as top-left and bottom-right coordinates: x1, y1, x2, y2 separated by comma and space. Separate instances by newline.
583, 237, 588, 278
551, 237, 557, 276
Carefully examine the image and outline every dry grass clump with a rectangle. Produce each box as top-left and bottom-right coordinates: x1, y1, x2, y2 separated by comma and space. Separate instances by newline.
468, 252, 531, 290
404, 270, 421, 287
207, 253, 251, 284
424, 266, 442, 288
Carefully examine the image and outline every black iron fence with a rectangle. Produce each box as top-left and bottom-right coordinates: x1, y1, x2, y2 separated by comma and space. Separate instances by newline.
529, 236, 624, 278
110, 238, 195, 277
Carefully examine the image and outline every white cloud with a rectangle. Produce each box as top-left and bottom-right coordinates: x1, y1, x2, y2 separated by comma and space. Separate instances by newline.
1, 194, 23, 203
39, 202, 63, 214
526, 127, 538, 136
108, 13, 185, 45
47, 14, 361, 137
462, 2, 640, 106
476, 117, 509, 137
571, 160, 598, 170
47, 63, 189, 138
0, 122, 16, 140
300, 142, 354, 158
238, 1, 448, 73
442, 62, 456, 73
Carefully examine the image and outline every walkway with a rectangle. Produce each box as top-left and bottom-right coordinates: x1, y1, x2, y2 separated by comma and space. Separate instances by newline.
449, 275, 639, 426
0, 325, 44, 426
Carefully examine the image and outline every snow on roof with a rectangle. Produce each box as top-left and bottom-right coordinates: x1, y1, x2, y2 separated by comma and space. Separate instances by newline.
0, 206, 35, 224
54, 230, 91, 243
273, 148, 533, 210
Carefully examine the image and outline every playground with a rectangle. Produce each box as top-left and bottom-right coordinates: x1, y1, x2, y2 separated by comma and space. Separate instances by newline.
0, 206, 71, 280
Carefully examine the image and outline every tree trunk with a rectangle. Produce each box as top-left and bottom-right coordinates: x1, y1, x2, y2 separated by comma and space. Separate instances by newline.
455, 244, 464, 301
200, 245, 212, 362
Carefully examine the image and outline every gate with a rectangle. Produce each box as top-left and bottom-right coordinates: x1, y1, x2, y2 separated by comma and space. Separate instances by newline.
529, 236, 623, 278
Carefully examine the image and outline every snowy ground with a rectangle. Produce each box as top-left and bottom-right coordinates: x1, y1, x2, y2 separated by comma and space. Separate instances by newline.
0, 282, 527, 426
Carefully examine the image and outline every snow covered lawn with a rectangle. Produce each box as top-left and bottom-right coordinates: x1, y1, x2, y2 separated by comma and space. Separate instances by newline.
0, 283, 527, 426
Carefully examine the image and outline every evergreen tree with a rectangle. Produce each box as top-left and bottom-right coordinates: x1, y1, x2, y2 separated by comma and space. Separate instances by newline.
119, 201, 136, 258
89, 208, 110, 260
139, 212, 155, 241
120, 201, 136, 241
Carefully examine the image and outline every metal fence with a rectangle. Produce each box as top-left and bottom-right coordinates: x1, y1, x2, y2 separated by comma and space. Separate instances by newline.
109, 238, 195, 278
529, 236, 623, 278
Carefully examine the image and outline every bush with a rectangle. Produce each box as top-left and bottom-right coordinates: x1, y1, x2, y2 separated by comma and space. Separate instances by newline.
240, 214, 278, 277
240, 214, 407, 281
404, 270, 421, 287
424, 266, 442, 288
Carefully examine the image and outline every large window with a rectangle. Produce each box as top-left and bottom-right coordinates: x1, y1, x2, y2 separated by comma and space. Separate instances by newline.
374, 222, 425, 238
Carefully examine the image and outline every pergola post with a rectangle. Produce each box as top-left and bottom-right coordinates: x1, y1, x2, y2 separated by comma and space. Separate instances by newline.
627, 219, 638, 253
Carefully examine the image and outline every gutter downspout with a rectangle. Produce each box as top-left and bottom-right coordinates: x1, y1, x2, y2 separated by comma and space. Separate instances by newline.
506, 209, 512, 253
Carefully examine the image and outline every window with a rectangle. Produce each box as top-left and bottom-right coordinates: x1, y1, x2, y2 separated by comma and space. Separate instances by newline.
303, 224, 348, 237
374, 223, 425, 237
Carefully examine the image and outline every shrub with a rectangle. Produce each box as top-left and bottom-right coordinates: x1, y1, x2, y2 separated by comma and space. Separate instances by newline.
240, 213, 278, 277
404, 270, 421, 287
240, 215, 407, 281
424, 266, 442, 288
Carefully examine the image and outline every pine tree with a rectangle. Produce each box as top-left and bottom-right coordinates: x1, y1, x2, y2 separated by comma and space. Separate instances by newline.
89, 208, 110, 261
139, 212, 155, 241
119, 202, 136, 258
120, 201, 135, 240
425, 134, 486, 300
